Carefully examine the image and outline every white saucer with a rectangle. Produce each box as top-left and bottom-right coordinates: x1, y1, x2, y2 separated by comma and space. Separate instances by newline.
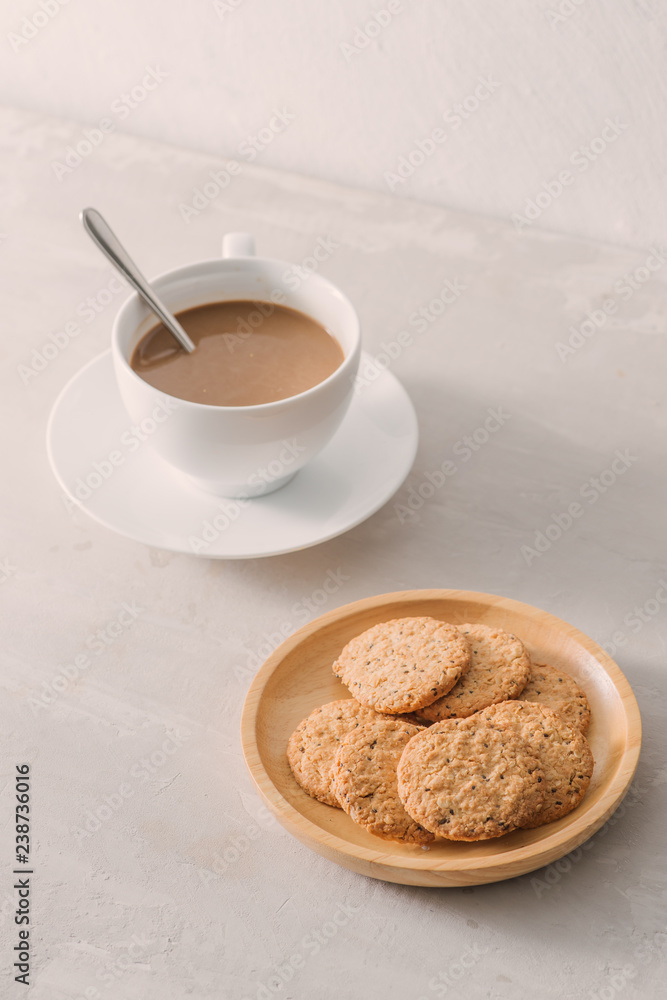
46, 351, 418, 559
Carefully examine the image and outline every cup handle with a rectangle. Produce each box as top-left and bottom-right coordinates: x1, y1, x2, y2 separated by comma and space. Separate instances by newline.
222, 232, 255, 258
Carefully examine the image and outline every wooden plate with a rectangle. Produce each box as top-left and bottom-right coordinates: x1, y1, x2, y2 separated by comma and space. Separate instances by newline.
240, 589, 641, 886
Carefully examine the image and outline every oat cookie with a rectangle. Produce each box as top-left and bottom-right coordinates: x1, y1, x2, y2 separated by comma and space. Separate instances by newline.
416, 623, 531, 722
287, 700, 384, 807
519, 663, 590, 733
394, 712, 430, 728
479, 701, 594, 827
332, 617, 471, 714
332, 719, 434, 844
397, 717, 545, 840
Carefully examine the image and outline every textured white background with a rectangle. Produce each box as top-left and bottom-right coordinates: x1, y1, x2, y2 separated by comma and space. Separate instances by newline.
1, 105, 665, 999
2, 2, 666, 997
2, 0, 667, 248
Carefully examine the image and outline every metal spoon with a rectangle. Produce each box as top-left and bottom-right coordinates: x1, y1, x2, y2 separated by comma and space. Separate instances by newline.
80, 207, 195, 353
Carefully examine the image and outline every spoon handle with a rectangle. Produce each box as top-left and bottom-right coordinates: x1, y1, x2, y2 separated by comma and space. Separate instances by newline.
80, 208, 195, 353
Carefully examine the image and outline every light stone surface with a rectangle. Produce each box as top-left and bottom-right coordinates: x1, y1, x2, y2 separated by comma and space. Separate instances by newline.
1, 0, 667, 249
1, 106, 665, 999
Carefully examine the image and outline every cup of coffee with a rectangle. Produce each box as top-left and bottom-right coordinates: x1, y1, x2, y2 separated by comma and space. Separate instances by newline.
111, 233, 361, 497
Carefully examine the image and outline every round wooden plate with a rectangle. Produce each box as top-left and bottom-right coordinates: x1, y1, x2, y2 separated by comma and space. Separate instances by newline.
240, 589, 641, 886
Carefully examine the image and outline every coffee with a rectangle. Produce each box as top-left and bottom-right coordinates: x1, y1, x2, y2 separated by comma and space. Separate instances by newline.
130, 300, 344, 406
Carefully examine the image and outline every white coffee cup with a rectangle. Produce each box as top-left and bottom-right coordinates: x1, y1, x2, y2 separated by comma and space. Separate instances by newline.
112, 233, 361, 498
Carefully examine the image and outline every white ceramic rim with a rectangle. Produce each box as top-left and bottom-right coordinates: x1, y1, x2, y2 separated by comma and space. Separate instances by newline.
111, 257, 361, 413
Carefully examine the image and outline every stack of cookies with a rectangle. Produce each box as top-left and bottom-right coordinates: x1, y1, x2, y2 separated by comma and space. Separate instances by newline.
287, 617, 594, 844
